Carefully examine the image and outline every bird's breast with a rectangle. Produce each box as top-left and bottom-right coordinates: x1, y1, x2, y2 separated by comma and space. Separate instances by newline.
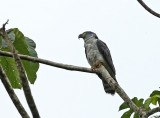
84, 40, 105, 67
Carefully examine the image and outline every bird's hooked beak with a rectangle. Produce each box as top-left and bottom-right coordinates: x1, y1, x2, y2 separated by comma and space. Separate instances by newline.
78, 34, 83, 39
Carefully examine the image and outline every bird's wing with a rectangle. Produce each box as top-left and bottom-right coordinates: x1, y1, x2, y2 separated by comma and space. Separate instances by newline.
96, 39, 116, 75
85, 48, 87, 59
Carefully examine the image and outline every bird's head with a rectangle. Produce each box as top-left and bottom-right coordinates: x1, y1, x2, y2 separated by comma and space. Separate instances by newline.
78, 31, 98, 41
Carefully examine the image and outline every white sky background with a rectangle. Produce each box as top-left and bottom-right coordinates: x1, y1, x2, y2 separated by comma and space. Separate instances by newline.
0, 0, 160, 118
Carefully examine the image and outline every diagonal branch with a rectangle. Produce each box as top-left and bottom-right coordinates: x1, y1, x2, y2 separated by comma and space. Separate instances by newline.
0, 22, 159, 117
1, 47, 160, 117
0, 50, 147, 117
147, 107, 160, 117
137, 0, 160, 18
96, 66, 147, 117
0, 65, 30, 118
0, 21, 40, 118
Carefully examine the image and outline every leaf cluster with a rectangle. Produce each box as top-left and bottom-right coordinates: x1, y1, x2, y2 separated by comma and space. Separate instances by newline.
0, 28, 39, 88
119, 90, 160, 118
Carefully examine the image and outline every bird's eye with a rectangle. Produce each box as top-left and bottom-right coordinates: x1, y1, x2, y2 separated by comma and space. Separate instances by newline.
83, 33, 86, 37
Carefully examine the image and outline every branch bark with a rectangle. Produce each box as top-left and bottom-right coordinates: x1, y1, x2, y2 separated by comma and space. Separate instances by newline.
0, 50, 95, 73
0, 50, 148, 117
96, 66, 147, 117
1, 48, 160, 117
137, 0, 160, 18
0, 21, 159, 117
0, 65, 30, 118
148, 107, 160, 117
0, 21, 40, 118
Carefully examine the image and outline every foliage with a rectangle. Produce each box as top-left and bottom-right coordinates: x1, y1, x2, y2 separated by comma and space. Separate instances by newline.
0, 28, 39, 88
119, 97, 148, 118
146, 90, 160, 106
119, 90, 160, 118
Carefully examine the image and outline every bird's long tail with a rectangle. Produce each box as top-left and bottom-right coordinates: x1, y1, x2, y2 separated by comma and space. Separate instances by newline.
98, 75, 117, 95
102, 80, 115, 95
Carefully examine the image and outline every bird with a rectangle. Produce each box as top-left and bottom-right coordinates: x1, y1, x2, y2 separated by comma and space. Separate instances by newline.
78, 31, 117, 95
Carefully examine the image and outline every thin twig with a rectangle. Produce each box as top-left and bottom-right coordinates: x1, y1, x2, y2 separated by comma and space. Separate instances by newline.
2, 20, 9, 28
0, 65, 30, 118
0, 21, 40, 118
137, 0, 160, 18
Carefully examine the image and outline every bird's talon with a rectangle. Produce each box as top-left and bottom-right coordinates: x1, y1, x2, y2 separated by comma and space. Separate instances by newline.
97, 62, 102, 67
91, 66, 96, 70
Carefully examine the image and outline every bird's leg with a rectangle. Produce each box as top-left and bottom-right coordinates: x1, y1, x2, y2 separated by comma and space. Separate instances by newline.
91, 62, 102, 69
97, 62, 102, 67
91, 66, 96, 70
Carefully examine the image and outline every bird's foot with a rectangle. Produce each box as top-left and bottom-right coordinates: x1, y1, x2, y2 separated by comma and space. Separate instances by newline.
91, 66, 96, 70
91, 62, 102, 70
97, 62, 102, 67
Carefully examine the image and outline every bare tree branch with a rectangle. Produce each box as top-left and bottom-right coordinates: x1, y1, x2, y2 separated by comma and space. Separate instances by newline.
0, 50, 149, 117
148, 107, 160, 117
0, 21, 159, 117
0, 21, 40, 118
96, 66, 148, 117
0, 50, 95, 73
137, 0, 160, 18
1, 46, 160, 117
0, 65, 30, 118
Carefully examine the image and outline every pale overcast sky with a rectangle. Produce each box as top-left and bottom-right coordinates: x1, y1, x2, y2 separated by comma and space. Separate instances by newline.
0, 0, 160, 118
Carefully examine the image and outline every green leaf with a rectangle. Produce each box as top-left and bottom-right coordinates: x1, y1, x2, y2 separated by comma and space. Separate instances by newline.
13, 29, 39, 84
121, 109, 133, 118
132, 98, 138, 105
22, 59, 39, 84
119, 102, 129, 111
151, 96, 158, 105
158, 99, 160, 106
150, 90, 160, 105
154, 95, 160, 99
150, 91, 160, 106
0, 55, 21, 88
119, 97, 150, 118
25, 37, 39, 83
150, 90, 160, 97
132, 97, 144, 107
0, 30, 21, 88
132, 97, 138, 105
13, 28, 29, 55
137, 98, 144, 107
133, 113, 140, 118
25, 37, 37, 57
144, 91, 160, 107
119, 98, 142, 114
0, 28, 39, 88
144, 98, 152, 110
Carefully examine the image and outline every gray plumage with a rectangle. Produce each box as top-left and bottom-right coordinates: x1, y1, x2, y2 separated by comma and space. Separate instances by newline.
79, 31, 117, 95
